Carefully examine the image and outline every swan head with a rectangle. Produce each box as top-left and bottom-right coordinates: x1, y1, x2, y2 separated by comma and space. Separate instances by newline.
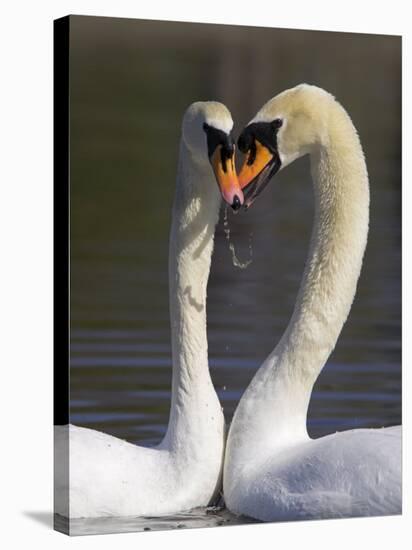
182, 101, 244, 211
237, 84, 334, 208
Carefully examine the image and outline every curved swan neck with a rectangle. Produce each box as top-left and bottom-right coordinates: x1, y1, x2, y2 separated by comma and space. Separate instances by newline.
285, 115, 370, 384
229, 104, 369, 459
164, 141, 222, 448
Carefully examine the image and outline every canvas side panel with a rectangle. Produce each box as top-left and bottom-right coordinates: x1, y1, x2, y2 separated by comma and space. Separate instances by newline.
53, 15, 70, 535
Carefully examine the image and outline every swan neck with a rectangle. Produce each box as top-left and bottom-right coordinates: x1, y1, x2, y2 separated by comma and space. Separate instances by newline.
228, 110, 369, 462
164, 141, 222, 446
272, 121, 369, 436
284, 124, 370, 385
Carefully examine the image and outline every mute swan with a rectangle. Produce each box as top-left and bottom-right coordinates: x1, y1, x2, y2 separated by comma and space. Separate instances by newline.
55, 101, 244, 519
223, 84, 401, 521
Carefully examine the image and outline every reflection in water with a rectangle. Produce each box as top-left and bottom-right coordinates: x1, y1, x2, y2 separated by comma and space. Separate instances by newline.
67, 16, 401, 535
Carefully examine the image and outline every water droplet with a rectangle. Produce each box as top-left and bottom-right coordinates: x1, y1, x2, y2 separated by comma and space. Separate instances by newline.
223, 206, 253, 270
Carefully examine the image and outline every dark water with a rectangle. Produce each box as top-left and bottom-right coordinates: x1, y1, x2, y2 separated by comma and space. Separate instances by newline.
66, 16, 401, 535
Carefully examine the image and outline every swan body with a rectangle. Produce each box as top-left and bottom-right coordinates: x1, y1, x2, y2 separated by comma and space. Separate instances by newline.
55, 102, 243, 518
224, 85, 401, 521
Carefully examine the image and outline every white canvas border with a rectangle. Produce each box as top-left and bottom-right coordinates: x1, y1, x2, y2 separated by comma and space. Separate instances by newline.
0, 1, 409, 548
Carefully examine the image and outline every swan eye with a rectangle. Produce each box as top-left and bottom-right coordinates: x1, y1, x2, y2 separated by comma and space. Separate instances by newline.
271, 118, 283, 130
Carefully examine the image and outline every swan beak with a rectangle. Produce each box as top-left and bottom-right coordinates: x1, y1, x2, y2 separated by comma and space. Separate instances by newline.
210, 146, 244, 211
238, 140, 281, 209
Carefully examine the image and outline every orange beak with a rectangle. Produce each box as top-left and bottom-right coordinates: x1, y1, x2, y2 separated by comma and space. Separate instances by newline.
237, 139, 281, 209
210, 145, 244, 210
238, 140, 274, 189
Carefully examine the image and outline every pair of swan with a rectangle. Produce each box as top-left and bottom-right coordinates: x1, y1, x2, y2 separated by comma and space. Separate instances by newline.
55, 85, 401, 522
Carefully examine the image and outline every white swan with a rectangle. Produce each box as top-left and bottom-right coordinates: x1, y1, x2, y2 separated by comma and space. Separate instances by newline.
223, 84, 401, 521
55, 101, 244, 518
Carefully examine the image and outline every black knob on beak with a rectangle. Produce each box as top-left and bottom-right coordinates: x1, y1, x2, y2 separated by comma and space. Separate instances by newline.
231, 195, 241, 211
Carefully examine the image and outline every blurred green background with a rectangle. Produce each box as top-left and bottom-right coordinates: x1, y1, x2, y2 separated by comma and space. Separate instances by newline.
69, 16, 401, 446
